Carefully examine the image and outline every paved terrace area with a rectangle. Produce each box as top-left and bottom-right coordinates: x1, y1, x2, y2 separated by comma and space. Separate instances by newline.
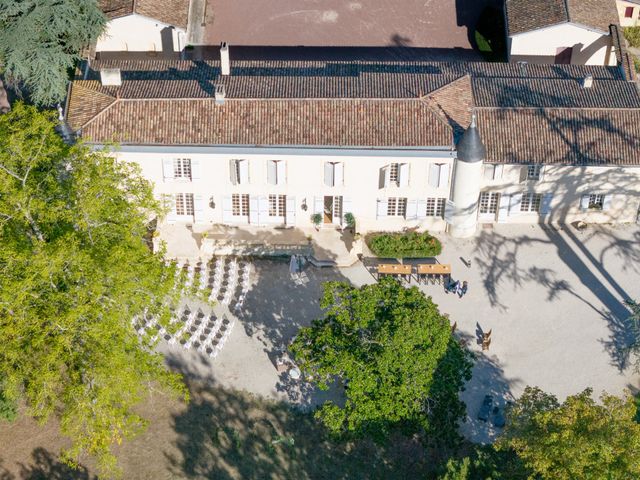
192, 0, 490, 61
163, 223, 640, 443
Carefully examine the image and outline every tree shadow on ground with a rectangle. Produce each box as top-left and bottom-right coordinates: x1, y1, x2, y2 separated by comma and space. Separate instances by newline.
0, 448, 96, 480
164, 363, 435, 480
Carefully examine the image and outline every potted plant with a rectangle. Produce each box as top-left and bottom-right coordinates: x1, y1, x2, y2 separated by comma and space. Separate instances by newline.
343, 212, 356, 233
311, 213, 322, 231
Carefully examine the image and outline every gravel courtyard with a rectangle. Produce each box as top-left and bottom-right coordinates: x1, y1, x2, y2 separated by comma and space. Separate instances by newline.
168, 223, 640, 443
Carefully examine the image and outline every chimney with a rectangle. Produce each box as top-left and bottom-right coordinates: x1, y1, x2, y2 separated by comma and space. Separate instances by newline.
215, 84, 225, 105
100, 68, 122, 86
220, 42, 230, 76
582, 75, 593, 88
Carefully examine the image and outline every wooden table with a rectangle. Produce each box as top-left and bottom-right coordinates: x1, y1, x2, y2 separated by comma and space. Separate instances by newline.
416, 264, 451, 284
377, 264, 412, 282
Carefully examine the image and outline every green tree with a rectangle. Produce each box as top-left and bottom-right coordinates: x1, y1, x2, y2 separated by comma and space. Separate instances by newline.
498, 386, 640, 480
0, 0, 106, 106
290, 278, 472, 444
0, 103, 187, 477
626, 299, 640, 371
438, 445, 530, 480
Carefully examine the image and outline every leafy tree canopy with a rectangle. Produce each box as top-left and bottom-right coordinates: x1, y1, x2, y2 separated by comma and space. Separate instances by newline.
290, 278, 472, 444
498, 386, 640, 480
0, 103, 187, 477
0, 0, 106, 106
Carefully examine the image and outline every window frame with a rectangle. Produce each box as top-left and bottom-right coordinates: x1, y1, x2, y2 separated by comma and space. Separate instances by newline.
175, 193, 195, 216
232, 193, 250, 217
173, 158, 192, 180
387, 197, 408, 217
520, 192, 542, 213
425, 197, 446, 218
268, 194, 286, 217
587, 194, 605, 210
526, 164, 542, 181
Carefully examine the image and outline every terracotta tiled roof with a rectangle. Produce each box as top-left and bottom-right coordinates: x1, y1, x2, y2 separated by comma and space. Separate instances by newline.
506, 0, 618, 35
478, 108, 640, 165
135, 0, 190, 29
98, 0, 189, 28
66, 82, 116, 131
425, 75, 473, 137
79, 98, 453, 147
505, 0, 568, 35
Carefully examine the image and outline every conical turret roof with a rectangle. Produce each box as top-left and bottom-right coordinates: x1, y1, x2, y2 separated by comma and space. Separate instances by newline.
456, 113, 486, 163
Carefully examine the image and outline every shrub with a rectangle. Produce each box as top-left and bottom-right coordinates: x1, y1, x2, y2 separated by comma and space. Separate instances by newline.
366, 231, 442, 258
624, 27, 640, 48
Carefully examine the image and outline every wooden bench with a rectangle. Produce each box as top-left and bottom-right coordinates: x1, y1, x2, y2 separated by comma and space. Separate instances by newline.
416, 263, 451, 285
377, 264, 412, 283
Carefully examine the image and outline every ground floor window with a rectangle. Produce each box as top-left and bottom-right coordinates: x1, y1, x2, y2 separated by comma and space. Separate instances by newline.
520, 193, 542, 213
232, 194, 250, 216
425, 197, 446, 217
269, 194, 286, 217
387, 197, 407, 217
479, 192, 500, 215
175, 193, 194, 216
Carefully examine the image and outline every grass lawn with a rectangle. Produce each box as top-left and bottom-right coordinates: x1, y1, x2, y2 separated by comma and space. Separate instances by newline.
624, 27, 640, 48
0, 381, 438, 479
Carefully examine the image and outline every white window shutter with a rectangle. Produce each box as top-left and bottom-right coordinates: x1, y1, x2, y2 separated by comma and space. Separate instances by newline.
602, 194, 612, 211
416, 199, 427, 219
267, 160, 277, 185
276, 160, 286, 185
428, 164, 440, 188
249, 195, 259, 224
166, 195, 177, 223
509, 193, 523, 216
519, 166, 528, 183
324, 162, 334, 187
444, 200, 455, 224
238, 160, 249, 184
378, 166, 388, 189
493, 164, 504, 180
193, 194, 205, 223
163, 158, 175, 182
191, 159, 201, 180
580, 194, 590, 211
538, 165, 545, 181
376, 199, 388, 219
335, 162, 344, 186
258, 196, 269, 225
222, 196, 233, 223
286, 196, 296, 226
497, 194, 510, 223
405, 199, 418, 220
438, 163, 450, 188
314, 196, 323, 214
483, 164, 495, 181
229, 159, 238, 185
399, 163, 410, 187
540, 193, 553, 216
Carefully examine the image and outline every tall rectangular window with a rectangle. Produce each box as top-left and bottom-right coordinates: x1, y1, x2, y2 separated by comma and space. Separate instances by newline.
587, 194, 605, 210
425, 197, 446, 217
268, 194, 286, 217
173, 158, 192, 180
479, 192, 500, 215
387, 197, 407, 217
175, 193, 194, 216
388, 163, 399, 184
232, 194, 249, 216
520, 193, 542, 213
625, 6, 634, 18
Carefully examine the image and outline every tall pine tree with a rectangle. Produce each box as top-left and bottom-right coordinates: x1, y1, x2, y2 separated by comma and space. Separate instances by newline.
0, 0, 106, 106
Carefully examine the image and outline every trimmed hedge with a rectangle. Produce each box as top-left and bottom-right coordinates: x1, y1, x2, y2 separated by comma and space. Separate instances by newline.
366, 231, 442, 258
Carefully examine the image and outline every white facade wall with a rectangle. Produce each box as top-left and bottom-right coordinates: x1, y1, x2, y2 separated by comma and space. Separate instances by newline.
96, 15, 185, 53
113, 146, 455, 233
508, 23, 615, 65
478, 163, 640, 225
617, 0, 640, 27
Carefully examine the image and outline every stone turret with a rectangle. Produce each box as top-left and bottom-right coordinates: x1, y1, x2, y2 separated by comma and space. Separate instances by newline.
448, 113, 485, 238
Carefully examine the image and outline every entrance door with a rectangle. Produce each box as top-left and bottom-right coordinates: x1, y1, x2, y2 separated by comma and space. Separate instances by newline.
323, 196, 333, 224
478, 192, 500, 221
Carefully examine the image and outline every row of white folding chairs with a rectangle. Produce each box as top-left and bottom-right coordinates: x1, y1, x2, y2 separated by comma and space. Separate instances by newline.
167, 306, 201, 345
184, 314, 225, 350
203, 317, 236, 359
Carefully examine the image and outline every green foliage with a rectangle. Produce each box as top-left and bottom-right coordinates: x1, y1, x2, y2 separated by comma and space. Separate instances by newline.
624, 27, 640, 48
343, 212, 355, 229
290, 278, 472, 444
0, 0, 106, 106
474, 7, 506, 62
497, 386, 640, 480
626, 299, 640, 372
0, 103, 188, 477
366, 231, 442, 258
0, 383, 17, 422
438, 444, 530, 480
310, 213, 322, 226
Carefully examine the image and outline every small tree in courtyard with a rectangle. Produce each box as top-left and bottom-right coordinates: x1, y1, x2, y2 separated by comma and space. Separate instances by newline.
290, 278, 472, 444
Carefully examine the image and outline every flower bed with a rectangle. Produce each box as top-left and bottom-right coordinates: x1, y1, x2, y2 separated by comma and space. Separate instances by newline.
366, 231, 442, 258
